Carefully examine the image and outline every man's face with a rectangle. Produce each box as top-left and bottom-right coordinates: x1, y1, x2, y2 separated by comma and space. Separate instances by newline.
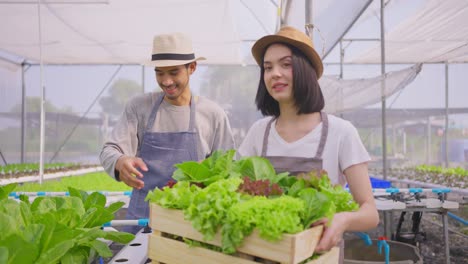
155, 63, 195, 102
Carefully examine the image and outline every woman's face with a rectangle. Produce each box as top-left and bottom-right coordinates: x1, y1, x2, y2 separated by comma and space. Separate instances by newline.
263, 43, 294, 104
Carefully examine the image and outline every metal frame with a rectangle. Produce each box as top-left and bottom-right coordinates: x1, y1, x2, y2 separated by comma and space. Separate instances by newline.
381, 207, 452, 264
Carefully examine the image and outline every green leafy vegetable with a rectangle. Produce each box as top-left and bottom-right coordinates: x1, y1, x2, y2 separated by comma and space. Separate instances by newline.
0, 184, 135, 264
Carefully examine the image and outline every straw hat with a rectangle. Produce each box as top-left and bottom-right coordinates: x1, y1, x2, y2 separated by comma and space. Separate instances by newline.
144, 32, 205, 67
251, 26, 323, 79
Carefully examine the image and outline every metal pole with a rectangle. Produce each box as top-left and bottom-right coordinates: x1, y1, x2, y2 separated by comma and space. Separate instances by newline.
37, 1, 45, 184
380, 0, 387, 180
305, 0, 312, 26
339, 40, 344, 79
339, 40, 344, 114
444, 62, 449, 168
0, 148, 7, 165
442, 212, 451, 264
277, 0, 283, 30
141, 65, 145, 93
427, 116, 432, 164
403, 130, 407, 154
21, 63, 26, 163
392, 125, 395, 156
380, 0, 392, 240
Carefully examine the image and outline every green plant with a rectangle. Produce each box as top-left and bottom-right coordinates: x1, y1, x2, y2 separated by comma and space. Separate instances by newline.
0, 183, 134, 264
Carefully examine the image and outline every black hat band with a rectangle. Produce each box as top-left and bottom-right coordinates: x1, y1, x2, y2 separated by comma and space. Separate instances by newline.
151, 53, 195, 61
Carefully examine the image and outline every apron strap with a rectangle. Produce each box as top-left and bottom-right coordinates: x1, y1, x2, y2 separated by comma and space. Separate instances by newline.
145, 93, 165, 132
188, 95, 196, 131
261, 117, 276, 157
314, 112, 329, 159
145, 93, 196, 132
261, 112, 329, 159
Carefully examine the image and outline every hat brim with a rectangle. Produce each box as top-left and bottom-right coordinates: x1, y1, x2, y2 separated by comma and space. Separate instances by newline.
252, 35, 323, 79
143, 57, 206, 67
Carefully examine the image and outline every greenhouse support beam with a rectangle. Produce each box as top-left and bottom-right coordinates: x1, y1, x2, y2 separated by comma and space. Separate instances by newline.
426, 116, 432, 164
0, 147, 7, 165
38, 2, 45, 184
380, 0, 387, 181
342, 38, 380, 42
0, 1, 109, 4
444, 62, 449, 168
306, 0, 312, 27
442, 212, 451, 264
339, 40, 344, 114
141, 65, 145, 93
380, 0, 392, 240
21, 63, 25, 163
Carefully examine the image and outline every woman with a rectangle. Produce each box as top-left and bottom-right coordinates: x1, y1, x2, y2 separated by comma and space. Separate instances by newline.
237, 26, 379, 260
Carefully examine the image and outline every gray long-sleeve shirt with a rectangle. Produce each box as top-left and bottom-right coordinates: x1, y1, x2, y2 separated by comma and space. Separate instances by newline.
100, 92, 236, 179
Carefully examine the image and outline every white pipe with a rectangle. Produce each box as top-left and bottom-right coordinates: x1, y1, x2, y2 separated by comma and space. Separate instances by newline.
372, 188, 447, 194
0, 166, 104, 185
388, 177, 468, 196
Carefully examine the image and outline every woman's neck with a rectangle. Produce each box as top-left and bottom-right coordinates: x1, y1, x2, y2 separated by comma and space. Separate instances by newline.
277, 102, 320, 124
275, 104, 322, 143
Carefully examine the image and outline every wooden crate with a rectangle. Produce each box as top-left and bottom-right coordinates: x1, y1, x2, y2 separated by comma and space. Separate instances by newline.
148, 204, 339, 264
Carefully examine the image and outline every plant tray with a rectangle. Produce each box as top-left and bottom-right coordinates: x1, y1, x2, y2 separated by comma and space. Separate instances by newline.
148, 203, 339, 264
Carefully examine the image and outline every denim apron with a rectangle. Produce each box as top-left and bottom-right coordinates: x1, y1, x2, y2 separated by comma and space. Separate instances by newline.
125, 93, 199, 234
261, 112, 344, 263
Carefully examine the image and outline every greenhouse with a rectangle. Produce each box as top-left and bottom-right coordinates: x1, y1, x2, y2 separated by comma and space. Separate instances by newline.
0, 0, 467, 263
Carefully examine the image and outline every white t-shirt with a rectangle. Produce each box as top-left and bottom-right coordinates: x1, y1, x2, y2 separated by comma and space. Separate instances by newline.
237, 114, 371, 186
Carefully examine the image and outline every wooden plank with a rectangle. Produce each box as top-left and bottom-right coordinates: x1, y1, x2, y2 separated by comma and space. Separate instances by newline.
237, 225, 322, 263
288, 225, 323, 263
306, 247, 340, 264
150, 203, 220, 245
148, 234, 260, 264
150, 204, 323, 263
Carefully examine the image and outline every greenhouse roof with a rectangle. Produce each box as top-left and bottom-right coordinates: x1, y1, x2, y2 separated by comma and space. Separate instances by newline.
0, 0, 466, 71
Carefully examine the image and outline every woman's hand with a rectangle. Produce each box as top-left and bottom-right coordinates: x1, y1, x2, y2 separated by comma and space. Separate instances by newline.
312, 212, 350, 252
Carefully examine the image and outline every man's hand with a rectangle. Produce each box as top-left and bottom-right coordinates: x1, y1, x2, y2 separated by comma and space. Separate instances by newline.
115, 156, 148, 189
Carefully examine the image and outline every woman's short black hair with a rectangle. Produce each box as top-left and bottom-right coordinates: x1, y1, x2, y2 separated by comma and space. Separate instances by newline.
255, 43, 324, 117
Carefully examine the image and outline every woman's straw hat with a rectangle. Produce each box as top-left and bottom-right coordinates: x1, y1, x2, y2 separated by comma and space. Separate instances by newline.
251, 26, 323, 79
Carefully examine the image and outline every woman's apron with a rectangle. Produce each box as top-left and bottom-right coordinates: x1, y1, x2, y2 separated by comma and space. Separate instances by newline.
261, 112, 344, 263
125, 94, 199, 234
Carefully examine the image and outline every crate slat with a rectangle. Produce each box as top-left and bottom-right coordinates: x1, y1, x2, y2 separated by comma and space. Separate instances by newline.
306, 246, 340, 264
148, 234, 259, 264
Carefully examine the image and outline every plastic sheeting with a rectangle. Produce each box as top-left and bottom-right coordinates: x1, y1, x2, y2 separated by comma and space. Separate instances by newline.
0, 0, 244, 65
349, 0, 468, 63
322, 64, 423, 113
0, 0, 373, 66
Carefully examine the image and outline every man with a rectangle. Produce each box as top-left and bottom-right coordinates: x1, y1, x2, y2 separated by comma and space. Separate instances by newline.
100, 32, 235, 233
